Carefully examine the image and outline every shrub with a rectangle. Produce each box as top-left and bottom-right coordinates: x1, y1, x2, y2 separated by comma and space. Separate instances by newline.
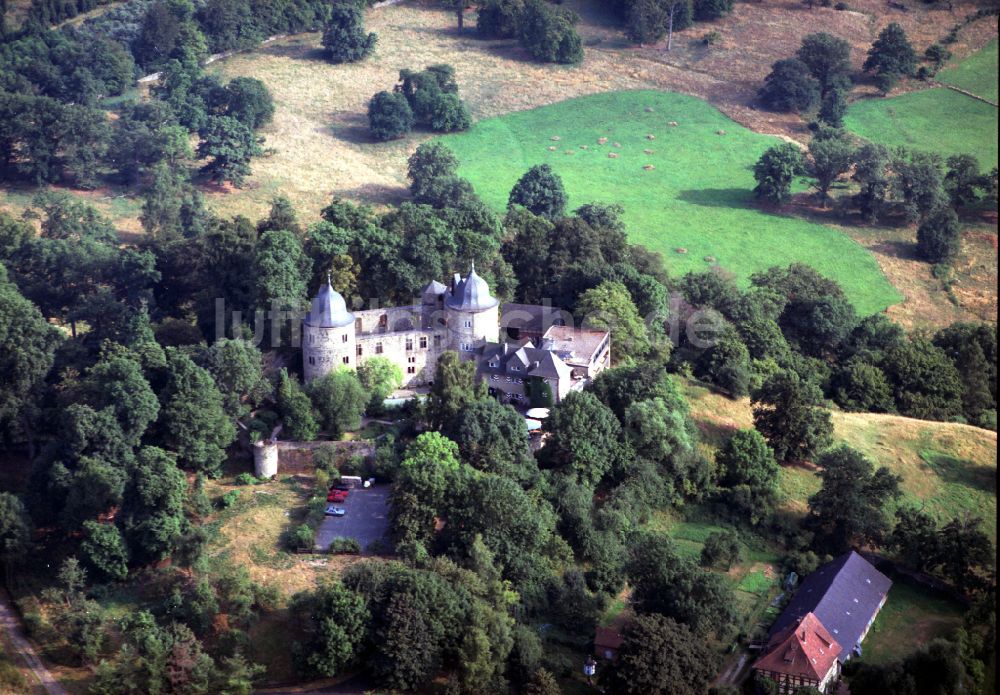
701, 31, 722, 46
834, 2, 849, 9
917, 206, 961, 264
322, 2, 378, 63
234, 472, 258, 485
517, 0, 583, 65
759, 59, 820, 112
327, 537, 361, 554
367, 91, 414, 141
313, 443, 339, 474
693, 0, 733, 20
217, 489, 242, 509
477, 0, 525, 38
290, 524, 315, 551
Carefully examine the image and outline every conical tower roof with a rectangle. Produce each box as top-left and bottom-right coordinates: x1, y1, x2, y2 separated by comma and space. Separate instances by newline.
306, 277, 354, 328
447, 263, 499, 312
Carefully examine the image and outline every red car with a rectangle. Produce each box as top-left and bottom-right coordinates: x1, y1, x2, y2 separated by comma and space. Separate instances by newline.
327, 489, 348, 503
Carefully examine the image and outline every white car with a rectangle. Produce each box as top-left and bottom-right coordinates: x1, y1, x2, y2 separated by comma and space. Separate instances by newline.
325, 506, 346, 517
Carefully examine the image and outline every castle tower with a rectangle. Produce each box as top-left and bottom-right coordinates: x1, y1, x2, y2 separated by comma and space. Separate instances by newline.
446, 263, 499, 358
303, 278, 356, 382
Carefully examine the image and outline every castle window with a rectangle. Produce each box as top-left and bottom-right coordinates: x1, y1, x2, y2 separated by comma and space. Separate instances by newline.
488, 361, 498, 368
464, 320, 472, 328
511, 365, 520, 371
342, 334, 348, 343
405, 338, 413, 351
375, 343, 383, 354
355, 318, 362, 332
357, 345, 363, 356
342, 356, 350, 365
309, 334, 314, 344
309, 356, 315, 365
420, 336, 427, 349
434, 335, 442, 347
408, 357, 416, 363
407, 366, 416, 374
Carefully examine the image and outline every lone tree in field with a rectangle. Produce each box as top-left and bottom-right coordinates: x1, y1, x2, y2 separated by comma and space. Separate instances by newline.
917, 205, 961, 264
441, 0, 468, 31
808, 132, 854, 203
197, 115, 262, 186
753, 143, 805, 205
625, 0, 692, 50
796, 33, 851, 95
508, 164, 568, 219
367, 91, 414, 141
518, 0, 584, 64
758, 58, 820, 112
323, 2, 377, 63
752, 369, 833, 463
864, 23, 916, 93
806, 445, 901, 553
407, 142, 459, 200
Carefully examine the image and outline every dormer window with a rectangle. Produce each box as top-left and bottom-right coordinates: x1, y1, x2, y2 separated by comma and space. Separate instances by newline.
511, 365, 520, 371
464, 320, 472, 328
488, 361, 498, 368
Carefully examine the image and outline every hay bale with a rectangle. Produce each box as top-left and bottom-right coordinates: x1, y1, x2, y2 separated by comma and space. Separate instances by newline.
646, 134, 655, 140
550, 135, 561, 141
608, 152, 619, 159
579, 145, 589, 149
716, 130, 726, 135
644, 149, 655, 155
668, 121, 679, 126
564, 150, 575, 155
643, 164, 655, 171
613, 142, 622, 148
704, 255, 717, 263
675, 247, 688, 254
548, 146, 557, 151
598, 137, 608, 144
645, 106, 655, 113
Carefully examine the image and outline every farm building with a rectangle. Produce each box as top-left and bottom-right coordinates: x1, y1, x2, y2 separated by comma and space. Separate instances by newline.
753, 551, 892, 693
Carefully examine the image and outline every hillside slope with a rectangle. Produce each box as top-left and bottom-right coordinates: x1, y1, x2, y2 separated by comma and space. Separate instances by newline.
682, 380, 998, 540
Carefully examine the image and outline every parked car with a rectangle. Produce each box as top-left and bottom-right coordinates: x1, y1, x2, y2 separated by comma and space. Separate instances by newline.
327, 489, 348, 503
324, 506, 346, 517
330, 483, 352, 492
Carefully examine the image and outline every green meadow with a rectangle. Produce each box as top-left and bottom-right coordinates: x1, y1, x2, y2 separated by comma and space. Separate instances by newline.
937, 38, 999, 103
438, 90, 901, 316
844, 89, 998, 169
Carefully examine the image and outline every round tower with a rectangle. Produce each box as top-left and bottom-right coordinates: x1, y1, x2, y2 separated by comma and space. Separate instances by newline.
303, 278, 356, 382
446, 263, 500, 356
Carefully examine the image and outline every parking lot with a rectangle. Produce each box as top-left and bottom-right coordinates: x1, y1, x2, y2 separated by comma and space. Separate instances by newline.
314, 483, 391, 553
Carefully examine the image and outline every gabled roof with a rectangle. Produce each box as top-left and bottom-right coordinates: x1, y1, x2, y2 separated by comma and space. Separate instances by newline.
478, 342, 574, 381
594, 627, 624, 651
768, 551, 892, 662
754, 612, 842, 681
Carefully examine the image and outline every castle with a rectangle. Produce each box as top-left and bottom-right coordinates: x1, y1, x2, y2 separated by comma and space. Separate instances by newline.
302, 265, 611, 406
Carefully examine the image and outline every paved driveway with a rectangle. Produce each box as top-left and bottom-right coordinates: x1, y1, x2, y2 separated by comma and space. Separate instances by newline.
315, 484, 391, 552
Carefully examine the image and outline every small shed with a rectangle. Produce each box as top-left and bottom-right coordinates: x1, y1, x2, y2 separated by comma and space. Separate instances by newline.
594, 627, 624, 662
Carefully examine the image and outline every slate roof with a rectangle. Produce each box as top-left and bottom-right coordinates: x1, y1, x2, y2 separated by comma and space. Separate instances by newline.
479, 341, 574, 381
306, 280, 354, 328
754, 612, 842, 681
447, 264, 499, 312
768, 551, 891, 662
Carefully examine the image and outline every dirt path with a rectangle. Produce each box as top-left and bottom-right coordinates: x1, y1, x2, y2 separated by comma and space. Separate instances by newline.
0, 590, 70, 695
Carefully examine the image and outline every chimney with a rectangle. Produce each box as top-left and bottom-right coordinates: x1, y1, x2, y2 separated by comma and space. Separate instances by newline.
453, 272, 461, 289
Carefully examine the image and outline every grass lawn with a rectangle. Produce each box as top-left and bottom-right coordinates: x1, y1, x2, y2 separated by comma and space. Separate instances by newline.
937, 38, 999, 103
859, 581, 966, 664
437, 90, 900, 316
680, 380, 998, 540
844, 88, 998, 169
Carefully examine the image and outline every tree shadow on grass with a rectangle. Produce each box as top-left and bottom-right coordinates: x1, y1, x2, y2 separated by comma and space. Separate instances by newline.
677, 188, 753, 208
920, 450, 997, 494
331, 182, 409, 207
255, 39, 326, 62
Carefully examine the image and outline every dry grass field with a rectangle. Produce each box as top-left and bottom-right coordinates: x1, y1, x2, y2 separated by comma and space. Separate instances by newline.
682, 379, 998, 539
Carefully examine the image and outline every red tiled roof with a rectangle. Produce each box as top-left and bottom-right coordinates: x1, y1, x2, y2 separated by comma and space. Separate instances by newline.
753, 612, 842, 682
594, 627, 624, 651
